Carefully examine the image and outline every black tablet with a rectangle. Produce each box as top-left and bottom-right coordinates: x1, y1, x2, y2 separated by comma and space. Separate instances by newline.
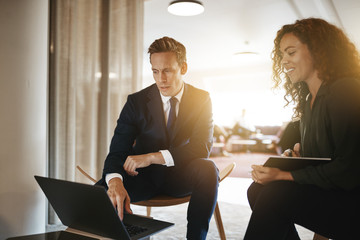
263, 156, 331, 171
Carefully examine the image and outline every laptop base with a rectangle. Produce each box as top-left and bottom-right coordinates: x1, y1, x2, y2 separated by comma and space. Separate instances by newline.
7, 229, 151, 240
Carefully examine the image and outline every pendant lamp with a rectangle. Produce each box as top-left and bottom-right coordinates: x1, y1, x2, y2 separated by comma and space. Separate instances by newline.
168, 0, 204, 16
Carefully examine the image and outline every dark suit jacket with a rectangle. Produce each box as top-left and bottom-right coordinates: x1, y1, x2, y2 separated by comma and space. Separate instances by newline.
99, 83, 214, 184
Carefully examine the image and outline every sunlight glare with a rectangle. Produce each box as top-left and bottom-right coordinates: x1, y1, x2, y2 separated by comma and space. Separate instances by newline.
204, 73, 294, 128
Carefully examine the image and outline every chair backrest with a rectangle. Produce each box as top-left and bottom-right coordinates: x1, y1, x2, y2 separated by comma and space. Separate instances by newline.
77, 166, 96, 183
219, 162, 236, 182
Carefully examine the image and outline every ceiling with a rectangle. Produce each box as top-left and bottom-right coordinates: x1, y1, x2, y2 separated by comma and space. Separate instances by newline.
143, 0, 360, 75
142, 0, 360, 126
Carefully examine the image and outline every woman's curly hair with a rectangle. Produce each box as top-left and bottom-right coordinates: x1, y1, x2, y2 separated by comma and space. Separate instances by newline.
272, 18, 360, 119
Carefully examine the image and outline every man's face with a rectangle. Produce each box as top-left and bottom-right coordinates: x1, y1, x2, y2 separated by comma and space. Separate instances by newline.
151, 52, 187, 97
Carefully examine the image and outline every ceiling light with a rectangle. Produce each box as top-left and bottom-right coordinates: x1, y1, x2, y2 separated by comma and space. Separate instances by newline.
233, 41, 259, 63
234, 51, 259, 55
168, 0, 204, 16
232, 51, 260, 64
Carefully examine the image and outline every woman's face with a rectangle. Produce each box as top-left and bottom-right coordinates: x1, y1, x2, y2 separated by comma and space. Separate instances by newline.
280, 33, 318, 84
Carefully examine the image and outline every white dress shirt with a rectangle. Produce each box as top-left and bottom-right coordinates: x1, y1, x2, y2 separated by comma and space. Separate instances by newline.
105, 84, 184, 185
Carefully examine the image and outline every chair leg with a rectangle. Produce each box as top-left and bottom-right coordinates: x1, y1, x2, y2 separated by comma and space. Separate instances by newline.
313, 233, 329, 240
146, 206, 152, 217
214, 202, 226, 240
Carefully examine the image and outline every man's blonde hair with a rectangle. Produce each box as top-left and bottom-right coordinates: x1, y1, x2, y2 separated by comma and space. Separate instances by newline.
148, 36, 187, 66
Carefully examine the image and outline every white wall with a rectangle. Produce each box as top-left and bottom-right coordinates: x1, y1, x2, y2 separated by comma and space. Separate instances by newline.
0, 0, 48, 239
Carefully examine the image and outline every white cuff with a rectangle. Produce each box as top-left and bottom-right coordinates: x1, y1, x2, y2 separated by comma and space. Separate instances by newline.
159, 150, 175, 167
105, 173, 123, 186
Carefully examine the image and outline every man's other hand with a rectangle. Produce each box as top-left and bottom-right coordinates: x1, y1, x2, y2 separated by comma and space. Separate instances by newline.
107, 177, 132, 220
124, 152, 165, 176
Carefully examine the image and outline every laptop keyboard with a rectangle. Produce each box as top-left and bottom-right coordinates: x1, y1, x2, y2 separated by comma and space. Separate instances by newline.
124, 223, 148, 236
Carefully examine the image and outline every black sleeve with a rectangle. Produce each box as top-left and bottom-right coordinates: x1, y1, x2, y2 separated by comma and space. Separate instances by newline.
292, 79, 360, 190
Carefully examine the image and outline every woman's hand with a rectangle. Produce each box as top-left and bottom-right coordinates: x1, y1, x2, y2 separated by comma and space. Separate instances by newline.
251, 143, 299, 184
282, 143, 301, 157
251, 165, 294, 184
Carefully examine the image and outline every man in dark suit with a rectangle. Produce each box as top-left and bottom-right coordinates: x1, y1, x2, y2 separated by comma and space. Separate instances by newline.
97, 36, 219, 240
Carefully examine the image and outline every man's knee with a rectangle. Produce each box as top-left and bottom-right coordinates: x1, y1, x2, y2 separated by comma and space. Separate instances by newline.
193, 159, 219, 183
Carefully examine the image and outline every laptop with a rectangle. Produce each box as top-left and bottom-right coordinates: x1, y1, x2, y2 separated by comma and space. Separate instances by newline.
25, 176, 173, 240
263, 156, 331, 171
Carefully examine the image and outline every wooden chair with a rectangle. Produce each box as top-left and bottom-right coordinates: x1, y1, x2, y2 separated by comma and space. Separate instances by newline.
307, 207, 329, 239
77, 162, 236, 240
313, 233, 329, 240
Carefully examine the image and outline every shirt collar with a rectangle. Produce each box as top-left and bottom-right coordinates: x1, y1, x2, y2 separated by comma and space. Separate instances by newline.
306, 81, 327, 102
316, 81, 328, 97
160, 83, 184, 104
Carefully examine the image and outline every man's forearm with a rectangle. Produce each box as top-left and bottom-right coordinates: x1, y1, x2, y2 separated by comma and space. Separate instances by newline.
146, 152, 166, 165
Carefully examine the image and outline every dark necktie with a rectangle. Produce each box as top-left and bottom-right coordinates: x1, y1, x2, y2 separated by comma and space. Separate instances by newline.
167, 97, 177, 139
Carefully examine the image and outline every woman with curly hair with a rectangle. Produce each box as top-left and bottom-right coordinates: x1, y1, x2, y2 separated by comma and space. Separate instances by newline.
245, 18, 360, 239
